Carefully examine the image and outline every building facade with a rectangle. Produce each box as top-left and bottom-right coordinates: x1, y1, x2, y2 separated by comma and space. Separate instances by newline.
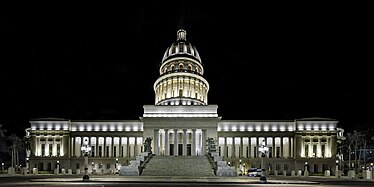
25, 29, 343, 175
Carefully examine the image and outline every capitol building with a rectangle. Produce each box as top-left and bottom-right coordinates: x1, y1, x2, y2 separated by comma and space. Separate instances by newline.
25, 29, 344, 176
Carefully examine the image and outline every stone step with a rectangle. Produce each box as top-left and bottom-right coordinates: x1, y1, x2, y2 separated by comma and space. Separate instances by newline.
141, 156, 215, 176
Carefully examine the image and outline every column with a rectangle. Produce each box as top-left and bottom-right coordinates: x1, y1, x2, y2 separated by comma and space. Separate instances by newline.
119, 137, 122, 157
72, 136, 75, 157
165, 129, 169, 156
154, 129, 159, 155
256, 137, 259, 158
96, 136, 99, 158
240, 137, 243, 158
223, 137, 227, 157
289, 137, 292, 158
111, 136, 114, 157
192, 129, 196, 156
280, 137, 284, 158
126, 137, 130, 158
232, 136, 235, 158
201, 129, 206, 156
134, 136, 137, 156
248, 136, 251, 158
183, 129, 187, 156
272, 137, 276, 158
103, 136, 107, 157
174, 129, 178, 156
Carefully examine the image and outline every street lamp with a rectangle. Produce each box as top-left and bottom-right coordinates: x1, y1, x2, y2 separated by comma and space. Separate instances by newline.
228, 161, 231, 167
243, 163, 246, 175
1, 163, 4, 172
336, 159, 340, 177
56, 160, 60, 174
258, 140, 269, 177
115, 158, 119, 175
81, 138, 91, 181
91, 162, 94, 174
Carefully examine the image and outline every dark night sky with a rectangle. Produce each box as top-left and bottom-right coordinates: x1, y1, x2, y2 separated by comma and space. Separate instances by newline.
0, 1, 372, 136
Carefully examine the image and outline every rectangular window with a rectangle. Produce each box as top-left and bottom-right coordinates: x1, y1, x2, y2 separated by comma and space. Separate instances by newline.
41, 144, 45, 156
284, 164, 289, 171
305, 145, 309, 158
57, 144, 60, 156
91, 146, 95, 157
276, 147, 280, 158
106, 146, 109, 157
106, 163, 110, 169
313, 145, 317, 157
114, 147, 117, 157
253, 147, 257, 158
246, 147, 249, 158
321, 144, 325, 157
49, 144, 53, 156
269, 147, 273, 158
121, 146, 124, 157
76, 163, 80, 169
99, 146, 102, 157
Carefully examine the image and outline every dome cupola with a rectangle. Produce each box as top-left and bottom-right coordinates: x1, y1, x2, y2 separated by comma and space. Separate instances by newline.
153, 29, 209, 106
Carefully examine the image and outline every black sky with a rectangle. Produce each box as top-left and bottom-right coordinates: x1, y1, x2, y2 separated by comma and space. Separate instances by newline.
0, 1, 372, 136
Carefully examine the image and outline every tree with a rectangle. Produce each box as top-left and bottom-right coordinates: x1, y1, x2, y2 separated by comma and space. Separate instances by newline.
7, 134, 23, 169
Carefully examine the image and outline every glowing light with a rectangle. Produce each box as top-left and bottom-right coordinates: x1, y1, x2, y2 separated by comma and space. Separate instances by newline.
239, 126, 245, 131
328, 124, 335, 130
280, 126, 286, 132
271, 126, 277, 131
95, 126, 100, 131
255, 126, 261, 131
55, 124, 61, 130
247, 126, 253, 131
125, 127, 131, 131
117, 126, 123, 131
305, 124, 312, 130
133, 126, 139, 131
102, 126, 107, 131
79, 126, 85, 131
231, 126, 237, 131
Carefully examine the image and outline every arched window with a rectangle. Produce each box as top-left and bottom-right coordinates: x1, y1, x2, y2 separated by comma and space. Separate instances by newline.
179, 64, 184, 70
188, 65, 192, 71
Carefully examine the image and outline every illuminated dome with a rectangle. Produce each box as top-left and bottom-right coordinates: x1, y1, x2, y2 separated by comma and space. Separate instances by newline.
161, 29, 202, 64
154, 29, 209, 106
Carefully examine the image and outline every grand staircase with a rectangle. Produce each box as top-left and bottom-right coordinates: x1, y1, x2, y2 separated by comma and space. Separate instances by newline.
141, 156, 215, 176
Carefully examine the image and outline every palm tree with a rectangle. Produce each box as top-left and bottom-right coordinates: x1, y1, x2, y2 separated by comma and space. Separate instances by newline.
7, 134, 23, 169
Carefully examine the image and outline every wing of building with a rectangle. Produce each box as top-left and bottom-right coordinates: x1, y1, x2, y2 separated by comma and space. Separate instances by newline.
25, 29, 344, 175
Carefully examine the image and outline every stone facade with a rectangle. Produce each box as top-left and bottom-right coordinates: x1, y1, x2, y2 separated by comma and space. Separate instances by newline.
25, 29, 343, 175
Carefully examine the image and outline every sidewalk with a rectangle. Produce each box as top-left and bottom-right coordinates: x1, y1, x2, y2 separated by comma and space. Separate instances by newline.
28, 175, 320, 184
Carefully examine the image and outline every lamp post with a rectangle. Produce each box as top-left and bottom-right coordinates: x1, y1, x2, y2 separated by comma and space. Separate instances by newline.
115, 158, 119, 175
56, 160, 60, 174
91, 162, 94, 174
258, 140, 269, 177
1, 163, 4, 172
228, 161, 230, 167
80, 138, 91, 181
336, 159, 340, 178
243, 163, 246, 176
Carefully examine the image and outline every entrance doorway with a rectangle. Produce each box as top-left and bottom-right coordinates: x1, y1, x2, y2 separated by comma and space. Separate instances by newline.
170, 144, 174, 155
178, 144, 183, 156
187, 144, 191, 155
